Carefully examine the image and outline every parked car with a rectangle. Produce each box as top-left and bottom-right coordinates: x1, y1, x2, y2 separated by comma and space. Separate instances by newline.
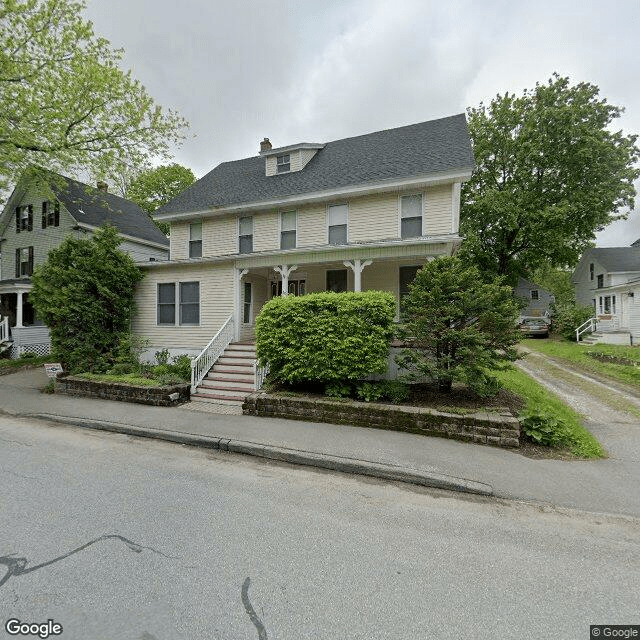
519, 317, 550, 338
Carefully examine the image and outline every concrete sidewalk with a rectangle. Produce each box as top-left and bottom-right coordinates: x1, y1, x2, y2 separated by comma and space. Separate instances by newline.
2, 367, 639, 517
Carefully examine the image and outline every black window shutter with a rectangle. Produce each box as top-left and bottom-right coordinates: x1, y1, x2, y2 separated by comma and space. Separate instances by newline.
28, 247, 34, 275
54, 201, 60, 226
15, 207, 20, 234
42, 202, 47, 229
27, 205, 33, 231
15, 249, 20, 277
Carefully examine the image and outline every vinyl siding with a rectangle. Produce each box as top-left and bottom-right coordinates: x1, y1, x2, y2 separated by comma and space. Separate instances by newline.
300, 148, 319, 169
349, 193, 397, 243
169, 221, 189, 260
204, 216, 237, 256
574, 258, 607, 306
253, 211, 278, 253
424, 184, 453, 235
297, 203, 326, 247
132, 263, 235, 351
119, 239, 168, 262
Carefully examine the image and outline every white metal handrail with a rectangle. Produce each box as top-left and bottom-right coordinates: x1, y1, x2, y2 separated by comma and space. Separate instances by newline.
575, 317, 596, 342
254, 361, 269, 391
191, 315, 234, 394
0, 316, 8, 343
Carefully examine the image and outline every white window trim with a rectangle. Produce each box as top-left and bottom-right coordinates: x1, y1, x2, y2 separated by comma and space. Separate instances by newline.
398, 192, 424, 238
237, 215, 254, 254
276, 154, 291, 173
326, 203, 349, 245
189, 221, 202, 258
278, 209, 297, 249
156, 281, 200, 327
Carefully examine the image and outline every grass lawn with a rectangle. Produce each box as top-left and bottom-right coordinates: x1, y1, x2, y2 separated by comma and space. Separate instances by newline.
521, 338, 640, 387
74, 372, 170, 386
0, 355, 51, 373
496, 366, 606, 459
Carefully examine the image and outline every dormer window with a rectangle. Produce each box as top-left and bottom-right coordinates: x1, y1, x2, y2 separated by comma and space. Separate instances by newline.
277, 154, 290, 173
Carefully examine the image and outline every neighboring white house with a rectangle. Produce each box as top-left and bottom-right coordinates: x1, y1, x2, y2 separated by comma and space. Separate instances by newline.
514, 277, 555, 322
572, 245, 640, 345
0, 169, 170, 358
128, 115, 475, 400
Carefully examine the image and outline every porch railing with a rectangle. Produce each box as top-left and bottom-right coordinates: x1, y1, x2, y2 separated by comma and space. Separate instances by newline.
575, 317, 596, 342
254, 360, 269, 391
0, 316, 9, 343
191, 315, 235, 394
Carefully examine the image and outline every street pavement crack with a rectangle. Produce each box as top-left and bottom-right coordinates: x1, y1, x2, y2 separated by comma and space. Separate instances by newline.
242, 577, 268, 639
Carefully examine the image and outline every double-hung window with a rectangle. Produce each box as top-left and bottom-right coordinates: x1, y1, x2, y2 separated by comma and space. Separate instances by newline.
239, 216, 253, 254
189, 222, 202, 258
400, 194, 423, 239
328, 204, 348, 245
157, 282, 200, 325
41, 201, 60, 228
589, 263, 594, 281
277, 154, 290, 173
16, 205, 33, 233
597, 274, 604, 289
15, 247, 34, 277
280, 211, 296, 249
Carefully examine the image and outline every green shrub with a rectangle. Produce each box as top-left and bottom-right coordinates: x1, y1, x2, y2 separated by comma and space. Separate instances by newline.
153, 364, 172, 377
325, 381, 352, 398
551, 303, 594, 341
379, 380, 410, 403
155, 348, 170, 365
42, 380, 55, 394
356, 382, 385, 402
170, 354, 192, 381
107, 363, 136, 375
256, 291, 395, 385
156, 373, 185, 386
520, 409, 571, 447
21, 351, 38, 359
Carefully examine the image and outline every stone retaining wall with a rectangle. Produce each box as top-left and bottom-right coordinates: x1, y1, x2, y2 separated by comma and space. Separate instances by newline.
55, 375, 190, 406
243, 393, 520, 448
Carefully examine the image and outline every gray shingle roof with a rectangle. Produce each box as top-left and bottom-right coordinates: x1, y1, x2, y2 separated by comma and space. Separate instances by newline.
51, 174, 169, 246
584, 247, 640, 272
157, 114, 474, 215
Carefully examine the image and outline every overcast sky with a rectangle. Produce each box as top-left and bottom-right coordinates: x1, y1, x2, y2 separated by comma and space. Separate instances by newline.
83, 0, 640, 247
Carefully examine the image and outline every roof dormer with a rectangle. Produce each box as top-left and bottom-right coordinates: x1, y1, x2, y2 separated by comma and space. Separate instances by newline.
259, 138, 325, 177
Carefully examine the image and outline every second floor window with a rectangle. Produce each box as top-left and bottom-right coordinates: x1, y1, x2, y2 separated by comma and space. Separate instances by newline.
189, 222, 202, 258
328, 204, 348, 245
401, 194, 423, 239
15, 247, 34, 277
277, 154, 290, 173
280, 211, 296, 249
16, 205, 33, 233
42, 201, 60, 228
597, 274, 604, 289
589, 263, 594, 281
239, 216, 253, 254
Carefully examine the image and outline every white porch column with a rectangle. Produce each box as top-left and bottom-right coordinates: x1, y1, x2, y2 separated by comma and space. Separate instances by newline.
235, 268, 248, 341
15, 291, 24, 328
274, 265, 298, 296
343, 259, 372, 292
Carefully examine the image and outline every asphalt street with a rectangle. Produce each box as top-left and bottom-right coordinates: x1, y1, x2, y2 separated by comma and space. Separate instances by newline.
1, 415, 639, 640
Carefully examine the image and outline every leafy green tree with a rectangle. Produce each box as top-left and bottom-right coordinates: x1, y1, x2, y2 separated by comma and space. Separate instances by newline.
0, 0, 188, 194
396, 257, 521, 396
531, 264, 576, 307
126, 163, 196, 234
460, 74, 640, 280
30, 225, 143, 373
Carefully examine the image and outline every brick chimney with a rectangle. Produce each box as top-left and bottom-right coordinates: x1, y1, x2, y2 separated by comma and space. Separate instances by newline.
260, 138, 272, 153
96, 181, 108, 192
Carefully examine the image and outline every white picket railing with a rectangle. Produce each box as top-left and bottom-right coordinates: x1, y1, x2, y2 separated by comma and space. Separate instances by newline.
254, 361, 269, 391
0, 316, 9, 344
575, 317, 596, 342
191, 315, 234, 394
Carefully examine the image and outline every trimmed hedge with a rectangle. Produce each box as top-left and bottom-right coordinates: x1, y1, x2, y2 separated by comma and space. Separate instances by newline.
255, 291, 396, 384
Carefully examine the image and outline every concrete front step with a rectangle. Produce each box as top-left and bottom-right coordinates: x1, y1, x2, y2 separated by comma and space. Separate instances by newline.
216, 356, 254, 367
206, 372, 254, 383
198, 381, 254, 393
190, 393, 244, 406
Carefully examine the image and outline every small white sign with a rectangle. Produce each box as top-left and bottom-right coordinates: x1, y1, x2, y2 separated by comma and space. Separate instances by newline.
44, 363, 63, 378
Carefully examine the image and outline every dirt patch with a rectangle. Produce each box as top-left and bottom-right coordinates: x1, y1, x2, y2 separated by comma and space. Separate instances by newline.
586, 351, 638, 367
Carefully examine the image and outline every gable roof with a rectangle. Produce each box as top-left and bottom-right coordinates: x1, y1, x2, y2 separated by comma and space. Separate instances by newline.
157, 114, 474, 216
632, 238, 640, 247
2, 169, 169, 247
581, 247, 640, 273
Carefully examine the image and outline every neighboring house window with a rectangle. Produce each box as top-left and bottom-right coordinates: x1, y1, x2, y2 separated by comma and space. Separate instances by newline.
243, 282, 252, 324
400, 194, 423, 239
399, 265, 421, 314
589, 263, 594, 281
15, 247, 34, 277
179, 282, 200, 325
328, 204, 348, 245
15, 205, 33, 233
157, 282, 200, 325
326, 269, 347, 292
280, 211, 296, 249
239, 216, 253, 254
602, 295, 616, 314
597, 274, 604, 288
189, 222, 202, 258
276, 154, 290, 173
530, 290, 539, 300
41, 201, 60, 229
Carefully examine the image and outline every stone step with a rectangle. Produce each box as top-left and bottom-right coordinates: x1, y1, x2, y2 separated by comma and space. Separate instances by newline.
192, 390, 246, 403
190, 393, 244, 406
198, 380, 254, 392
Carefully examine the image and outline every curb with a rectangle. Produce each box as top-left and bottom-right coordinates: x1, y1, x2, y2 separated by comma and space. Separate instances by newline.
30, 413, 493, 497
